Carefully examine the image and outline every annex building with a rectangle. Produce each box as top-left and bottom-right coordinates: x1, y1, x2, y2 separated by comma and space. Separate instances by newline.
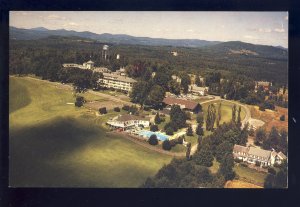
233, 144, 286, 167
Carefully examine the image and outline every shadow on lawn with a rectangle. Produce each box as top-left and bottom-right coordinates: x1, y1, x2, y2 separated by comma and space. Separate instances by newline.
9, 116, 106, 187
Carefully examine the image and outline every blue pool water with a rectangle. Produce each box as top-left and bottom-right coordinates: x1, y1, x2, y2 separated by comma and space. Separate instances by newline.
138, 130, 169, 141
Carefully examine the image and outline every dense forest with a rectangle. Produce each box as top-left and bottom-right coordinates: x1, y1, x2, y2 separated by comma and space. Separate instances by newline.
9, 35, 288, 85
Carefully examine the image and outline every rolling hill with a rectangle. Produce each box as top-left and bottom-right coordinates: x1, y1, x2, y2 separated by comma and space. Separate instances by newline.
10, 26, 220, 47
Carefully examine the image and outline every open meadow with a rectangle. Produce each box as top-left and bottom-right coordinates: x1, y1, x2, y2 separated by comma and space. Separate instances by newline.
9, 76, 172, 187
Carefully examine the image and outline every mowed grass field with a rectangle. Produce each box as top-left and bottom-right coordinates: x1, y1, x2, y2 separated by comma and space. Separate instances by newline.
201, 100, 246, 126
9, 76, 172, 187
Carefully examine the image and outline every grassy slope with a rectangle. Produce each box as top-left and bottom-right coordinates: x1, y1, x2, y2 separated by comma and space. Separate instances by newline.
9, 77, 172, 187
9, 78, 32, 113
234, 165, 267, 185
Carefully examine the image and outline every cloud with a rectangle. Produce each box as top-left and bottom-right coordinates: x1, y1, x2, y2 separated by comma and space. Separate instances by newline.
258, 28, 272, 33
243, 35, 257, 40
274, 28, 285, 33
46, 14, 66, 20
63, 22, 79, 27
187, 29, 194, 32
221, 25, 225, 28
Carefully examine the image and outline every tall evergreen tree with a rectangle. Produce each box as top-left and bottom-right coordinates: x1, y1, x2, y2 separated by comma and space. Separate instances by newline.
217, 103, 222, 126
232, 104, 237, 123
237, 106, 242, 127
219, 154, 235, 181
154, 113, 161, 124
186, 125, 194, 136
196, 123, 204, 136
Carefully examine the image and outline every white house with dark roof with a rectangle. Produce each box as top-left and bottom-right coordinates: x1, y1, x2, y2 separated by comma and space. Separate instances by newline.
233, 144, 286, 167
106, 114, 150, 130
189, 85, 208, 96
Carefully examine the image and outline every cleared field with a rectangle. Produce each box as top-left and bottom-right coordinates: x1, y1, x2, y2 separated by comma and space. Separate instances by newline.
250, 105, 288, 132
201, 100, 246, 126
234, 164, 267, 186
225, 180, 262, 188
9, 77, 172, 187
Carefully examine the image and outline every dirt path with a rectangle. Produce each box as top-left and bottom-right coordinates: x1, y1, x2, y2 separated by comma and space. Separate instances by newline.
110, 131, 186, 157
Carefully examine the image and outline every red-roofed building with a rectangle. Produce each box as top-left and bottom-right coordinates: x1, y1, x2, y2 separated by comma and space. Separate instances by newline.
163, 97, 201, 114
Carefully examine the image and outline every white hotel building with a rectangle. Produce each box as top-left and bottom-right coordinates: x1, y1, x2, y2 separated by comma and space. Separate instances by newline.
99, 72, 136, 93
63, 60, 137, 93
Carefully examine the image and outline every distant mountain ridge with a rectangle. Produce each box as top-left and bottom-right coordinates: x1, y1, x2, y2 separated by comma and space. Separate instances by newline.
10, 26, 221, 47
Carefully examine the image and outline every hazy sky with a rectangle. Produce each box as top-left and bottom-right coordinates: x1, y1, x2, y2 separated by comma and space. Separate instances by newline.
10, 11, 288, 47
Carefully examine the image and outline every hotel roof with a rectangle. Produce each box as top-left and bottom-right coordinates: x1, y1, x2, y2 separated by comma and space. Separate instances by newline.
102, 72, 137, 83
163, 97, 199, 110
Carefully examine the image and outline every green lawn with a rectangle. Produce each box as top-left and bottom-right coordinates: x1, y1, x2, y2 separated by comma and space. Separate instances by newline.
201, 100, 246, 127
9, 78, 32, 113
234, 164, 267, 185
157, 115, 170, 130
9, 76, 172, 187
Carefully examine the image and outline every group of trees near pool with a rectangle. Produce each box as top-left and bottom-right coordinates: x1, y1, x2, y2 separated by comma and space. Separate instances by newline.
142, 121, 249, 187
255, 126, 288, 155
163, 105, 190, 136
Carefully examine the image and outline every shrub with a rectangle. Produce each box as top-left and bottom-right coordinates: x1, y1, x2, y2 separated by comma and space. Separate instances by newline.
259, 104, 265, 111
177, 136, 184, 144
255, 161, 261, 167
150, 124, 159, 132
273, 163, 280, 168
165, 127, 174, 135
129, 105, 138, 115
154, 113, 161, 124
268, 167, 276, 175
75, 100, 83, 107
169, 139, 177, 147
196, 113, 204, 124
114, 107, 120, 112
99, 107, 107, 114
162, 139, 172, 150
280, 115, 285, 121
148, 134, 158, 145
186, 125, 193, 136
122, 105, 130, 111
75, 96, 84, 107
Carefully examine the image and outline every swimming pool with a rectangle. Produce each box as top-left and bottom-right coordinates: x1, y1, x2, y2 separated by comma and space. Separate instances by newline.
138, 130, 169, 141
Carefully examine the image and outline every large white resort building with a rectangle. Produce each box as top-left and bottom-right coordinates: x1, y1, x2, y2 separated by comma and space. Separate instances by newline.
106, 114, 150, 130
63, 60, 136, 93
